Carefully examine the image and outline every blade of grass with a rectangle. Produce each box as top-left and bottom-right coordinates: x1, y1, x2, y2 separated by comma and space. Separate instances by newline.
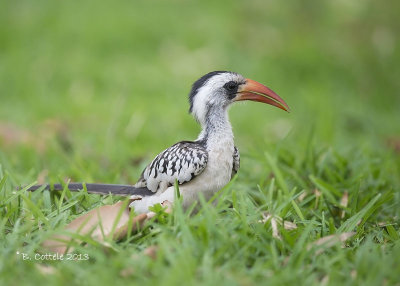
265, 151, 289, 195
58, 179, 71, 213
20, 194, 49, 227
338, 193, 381, 233
310, 175, 340, 204
0, 173, 7, 194
1, 182, 36, 207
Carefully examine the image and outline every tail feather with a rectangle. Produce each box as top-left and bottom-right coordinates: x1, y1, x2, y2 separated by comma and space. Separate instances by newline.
27, 183, 153, 197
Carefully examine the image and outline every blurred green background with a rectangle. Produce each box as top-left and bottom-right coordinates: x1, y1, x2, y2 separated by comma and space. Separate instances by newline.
1, 1, 400, 285
0, 0, 399, 182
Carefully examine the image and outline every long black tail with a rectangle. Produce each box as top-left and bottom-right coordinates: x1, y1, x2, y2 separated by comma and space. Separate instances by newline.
27, 183, 153, 197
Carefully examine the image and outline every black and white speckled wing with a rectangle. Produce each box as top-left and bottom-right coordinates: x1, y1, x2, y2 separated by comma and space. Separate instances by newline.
232, 146, 240, 178
135, 141, 208, 193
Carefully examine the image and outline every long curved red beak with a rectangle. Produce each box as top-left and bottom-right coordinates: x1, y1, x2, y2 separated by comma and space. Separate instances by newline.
235, 79, 290, 112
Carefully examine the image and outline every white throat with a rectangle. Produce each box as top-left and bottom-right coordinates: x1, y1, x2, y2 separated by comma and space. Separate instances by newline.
197, 105, 234, 150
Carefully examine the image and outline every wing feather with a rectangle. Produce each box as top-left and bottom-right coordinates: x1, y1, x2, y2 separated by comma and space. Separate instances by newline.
135, 141, 208, 193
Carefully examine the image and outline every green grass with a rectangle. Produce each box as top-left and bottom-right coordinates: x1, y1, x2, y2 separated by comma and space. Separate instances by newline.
1, 0, 400, 285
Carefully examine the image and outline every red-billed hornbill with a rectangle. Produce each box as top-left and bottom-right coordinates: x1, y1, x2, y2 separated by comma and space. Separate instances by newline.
29, 71, 289, 214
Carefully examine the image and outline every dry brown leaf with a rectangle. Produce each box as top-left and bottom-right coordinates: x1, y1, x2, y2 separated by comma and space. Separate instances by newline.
0, 122, 31, 146
0, 119, 71, 154
260, 212, 297, 230
312, 232, 355, 247
131, 245, 160, 261
308, 232, 355, 255
351, 270, 357, 280
320, 275, 329, 286
314, 189, 321, 198
297, 191, 307, 202
283, 221, 298, 230
386, 137, 400, 154
377, 222, 394, 227
270, 217, 281, 239
340, 191, 349, 218
314, 189, 322, 209
37, 169, 49, 185
121, 245, 159, 277
43, 201, 146, 254
36, 264, 57, 275
42, 200, 173, 254
120, 267, 135, 278
143, 245, 159, 260
259, 212, 297, 239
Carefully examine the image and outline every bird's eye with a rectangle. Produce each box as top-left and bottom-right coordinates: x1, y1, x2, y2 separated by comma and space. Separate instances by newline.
224, 81, 238, 92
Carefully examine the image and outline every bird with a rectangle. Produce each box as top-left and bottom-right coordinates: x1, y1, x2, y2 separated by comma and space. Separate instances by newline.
28, 71, 289, 214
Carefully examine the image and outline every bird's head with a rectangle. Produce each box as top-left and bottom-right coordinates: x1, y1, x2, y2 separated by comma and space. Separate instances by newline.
188, 71, 289, 124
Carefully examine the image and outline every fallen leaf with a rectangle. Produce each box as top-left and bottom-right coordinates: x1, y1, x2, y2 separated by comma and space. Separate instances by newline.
0, 122, 31, 146
314, 189, 322, 209
42, 200, 173, 254
297, 191, 307, 202
283, 220, 298, 230
260, 212, 297, 229
37, 169, 49, 185
270, 217, 281, 239
120, 267, 135, 278
43, 200, 144, 253
36, 264, 57, 275
340, 191, 349, 218
260, 212, 297, 239
308, 232, 355, 255
143, 245, 158, 260
314, 189, 321, 197
320, 275, 329, 286
122, 245, 160, 277
351, 270, 357, 279
0, 119, 71, 154
312, 232, 355, 247
386, 137, 400, 154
